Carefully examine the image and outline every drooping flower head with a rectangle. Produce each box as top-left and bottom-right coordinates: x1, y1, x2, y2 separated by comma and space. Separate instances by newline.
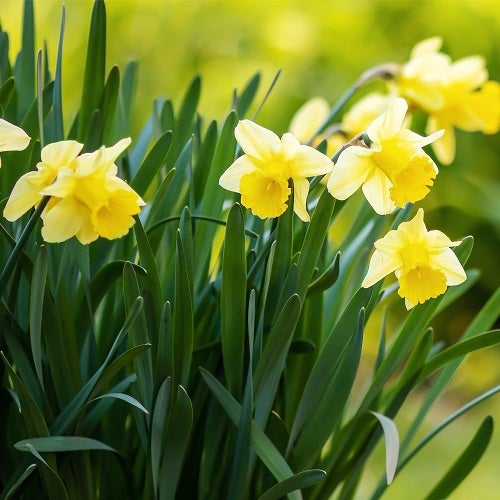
219, 120, 333, 221
362, 208, 466, 309
395, 37, 500, 164
0, 118, 31, 167
3, 138, 145, 244
327, 97, 443, 215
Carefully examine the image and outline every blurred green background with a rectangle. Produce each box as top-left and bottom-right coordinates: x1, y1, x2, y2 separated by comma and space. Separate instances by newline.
1, 1, 499, 498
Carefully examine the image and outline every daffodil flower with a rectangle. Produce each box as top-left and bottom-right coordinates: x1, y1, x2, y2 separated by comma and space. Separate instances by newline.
362, 208, 466, 310
0, 118, 31, 167
39, 138, 145, 244
396, 37, 500, 164
219, 120, 333, 221
327, 98, 443, 215
3, 140, 84, 221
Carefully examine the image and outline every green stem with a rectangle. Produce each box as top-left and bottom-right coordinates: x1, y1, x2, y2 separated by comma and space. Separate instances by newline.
308, 62, 399, 142
0, 197, 50, 292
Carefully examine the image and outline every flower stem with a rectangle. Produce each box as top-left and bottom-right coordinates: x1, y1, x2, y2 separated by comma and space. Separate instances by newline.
308, 62, 399, 142
0, 197, 50, 292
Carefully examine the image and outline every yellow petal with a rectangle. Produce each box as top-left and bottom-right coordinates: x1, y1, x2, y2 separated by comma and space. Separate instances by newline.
362, 249, 401, 288
0, 118, 31, 155
235, 120, 280, 161
410, 37, 442, 58
342, 92, 391, 136
3, 171, 48, 221
367, 98, 408, 143
396, 208, 427, 241
292, 177, 310, 222
40, 140, 83, 168
450, 56, 487, 89
427, 117, 455, 165
219, 155, 257, 192
289, 143, 334, 178
39, 167, 77, 198
430, 248, 467, 286
362, 168, 395, 215
289, 97, 330, 142
327, 146, 372, 200
41, 197, 89, 243
91, 189, 142, 239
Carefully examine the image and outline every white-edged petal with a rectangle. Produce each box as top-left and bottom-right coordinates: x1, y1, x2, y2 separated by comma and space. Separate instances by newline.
219, 155, 257, 192
410, 37, 442, 59
290, 144, 334, 177
327, 146, 372, 200
427, 117, 455, 165
368, 98, 408, 142
362, 249, 401, 288
431, 248, 467, 285
289, 97, 329, 142
235, 120, 280, 160
40, 140, 83, 168
0, 118, 31, 154
362, 168, 395, 215
292, 177, 310, 222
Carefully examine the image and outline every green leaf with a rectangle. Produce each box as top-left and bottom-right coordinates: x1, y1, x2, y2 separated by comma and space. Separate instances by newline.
254, 294, 301, 427
258, 469, 326, 500
30, 245, 47, 389
173, 230, 194, 387
50, 297, 144, 434
91, 392, 149, 415
419, 329, 500, 381
123, 263, 153, 410
370, 412, 399, 485
288, 287, 371, 453
100, 64, 120, 144
151, 377, 172, 496
295, 188, 335, 299
221, 203, 247, 397
133, 217, 164, 327
291, 307, 365, 468
425, 416, 493, 500
234, 72, 260, 118
131, 130, 172, 196
14, 0, 35, 118
3, 463, 37, 500
159, 385, 193, 500
307, 251, 340, 296
15, 436, 116, 453
200, 367, 300, 499
77, 0, 106, 140
46, 5, 65, 142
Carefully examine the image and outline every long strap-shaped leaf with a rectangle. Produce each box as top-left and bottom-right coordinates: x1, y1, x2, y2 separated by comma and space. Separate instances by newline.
200, 368, 303, 500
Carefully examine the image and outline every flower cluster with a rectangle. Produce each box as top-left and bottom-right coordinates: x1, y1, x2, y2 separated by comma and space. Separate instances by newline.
3, 135, 145, 244
216, 37, 498, 309
395, 37, 500, 165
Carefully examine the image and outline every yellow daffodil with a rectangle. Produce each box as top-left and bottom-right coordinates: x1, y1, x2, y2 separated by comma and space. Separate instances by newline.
39, 138, 145, 244
396, 37, 500, 164
4, 138, 145, 244
3, 140, 83, 221
327, 98, 443, 215
219, 119, 333, 221
362, 208, 466, 309
0, 118, 31, 167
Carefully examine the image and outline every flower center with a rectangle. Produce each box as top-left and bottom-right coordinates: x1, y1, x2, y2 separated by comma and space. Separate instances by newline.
240, 171, 291, 219
398, 265, 447, 306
